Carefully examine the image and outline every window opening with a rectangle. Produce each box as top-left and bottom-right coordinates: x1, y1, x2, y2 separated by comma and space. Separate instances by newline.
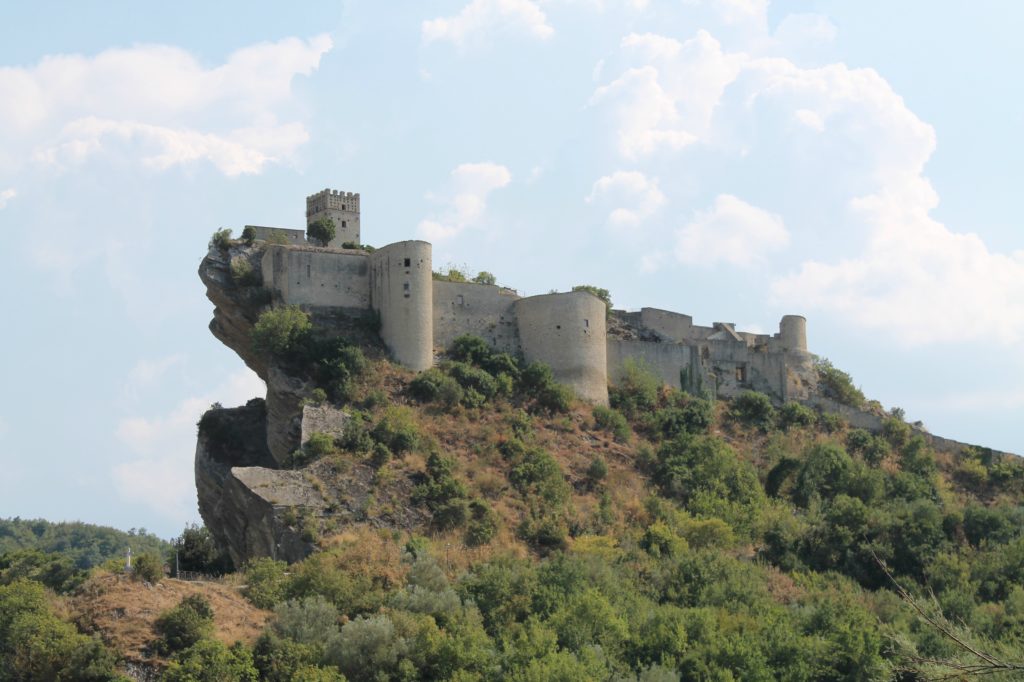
404, 258, 411, 267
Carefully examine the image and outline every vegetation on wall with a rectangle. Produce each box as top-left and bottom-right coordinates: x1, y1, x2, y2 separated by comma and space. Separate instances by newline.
307, 217, 336, 247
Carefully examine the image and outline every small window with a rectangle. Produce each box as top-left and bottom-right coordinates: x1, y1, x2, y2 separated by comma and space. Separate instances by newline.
736, 366, 747, 382
456, 295, 464, 305
403, 282, 410, 292
556, 325, 561, 330
584, 319, 589, 328
404, 258, 411, 267
342, 220, 347, 227
342, 205, 347, 210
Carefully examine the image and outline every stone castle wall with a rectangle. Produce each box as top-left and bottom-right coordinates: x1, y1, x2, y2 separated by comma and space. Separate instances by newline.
261, 245, 370, 309
432, 280, 522, 355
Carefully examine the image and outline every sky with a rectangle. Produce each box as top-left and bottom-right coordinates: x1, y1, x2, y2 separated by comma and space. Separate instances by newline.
0, 0, 1021, 539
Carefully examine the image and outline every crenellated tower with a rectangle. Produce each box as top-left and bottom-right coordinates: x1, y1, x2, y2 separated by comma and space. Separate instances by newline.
306, 188, 360, 247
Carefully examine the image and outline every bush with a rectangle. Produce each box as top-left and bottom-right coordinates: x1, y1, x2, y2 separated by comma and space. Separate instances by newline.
241, 226, 256, 244
592, 406, 630, 443
306, 432, 337, 459
242, 557, 290, 609
449, 335, 492, 365
609, 359, 659, 420
447, 361, 499, 407
571, 284, 612, 315
815, 358, 865, 407
154, 594, 215, 654
413, 453, 471, 531
793, 443, 853, 507
586, 456, 608, 487
307, 217, 336, 247
410, 368, 464, 410
164, 640, 258, 682
473, 271, 497, 285
210, 228, 233, 250
371, 407, 420, 455
132, 552, 163, 583
252, 306, 312, 357
729, 391, 776, 431
520, 362, 572, 415
465, 500, 499, 547
777, 402, 815, 430
172, 524, 230, 576
231, 256, 261, 285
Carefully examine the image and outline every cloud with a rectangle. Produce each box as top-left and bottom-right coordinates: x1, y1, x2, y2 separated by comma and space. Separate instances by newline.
591, 23, 1024, 347
112, 369, 265, 524
418, 162, 512, 240
123, 354, 185, 402
590, 31, 743, 158
0, 35, 331, 176
0, 188, 14, 209
587, 170, 665, 226
675, 194, 788, 267
422, 0, 554, 48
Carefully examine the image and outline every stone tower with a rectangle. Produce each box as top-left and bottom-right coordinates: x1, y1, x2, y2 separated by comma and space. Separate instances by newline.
306, 188, 360, 247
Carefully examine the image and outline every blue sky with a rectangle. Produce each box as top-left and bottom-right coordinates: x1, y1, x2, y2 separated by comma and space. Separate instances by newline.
1, 0, 1021, 538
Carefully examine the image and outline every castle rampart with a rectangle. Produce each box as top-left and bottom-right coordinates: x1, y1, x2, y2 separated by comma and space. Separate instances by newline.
433, 280, 522, 356
515, 291, 609, 405
246, 189, 816, 407
261, 245, 370, 309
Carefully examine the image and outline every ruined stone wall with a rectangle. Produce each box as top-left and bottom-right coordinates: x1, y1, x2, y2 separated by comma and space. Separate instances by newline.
261, 245, 370, 309
432, 280, 521, 355
248, 226, 306, 246
370, 241, 433, 371
515, 291, 608, 405
638, 308, 694, 341
607, 339, 708, 393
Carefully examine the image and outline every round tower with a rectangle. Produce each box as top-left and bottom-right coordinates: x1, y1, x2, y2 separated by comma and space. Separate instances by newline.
779, 315, 807, 352
370, 241, 433, 371
515, 290, 609, 405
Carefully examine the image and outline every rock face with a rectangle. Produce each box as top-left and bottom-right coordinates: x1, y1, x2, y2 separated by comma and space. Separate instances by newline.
196, 243, 424, 567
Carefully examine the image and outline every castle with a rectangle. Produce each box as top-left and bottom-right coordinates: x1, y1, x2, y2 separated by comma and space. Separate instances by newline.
250, 189, 817, 406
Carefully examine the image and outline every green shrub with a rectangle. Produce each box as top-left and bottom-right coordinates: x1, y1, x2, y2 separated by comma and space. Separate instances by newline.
815, 358, 865, 407
305, 432, 337, 459
231, 256, 261, 285
307, 217, 336, 247
210, 228, 233, 250
729, 391, 776, 431
447, 361, 499, 407
132, 552, 163, 583
647, 398, 713, 439
171, 524, 231, 576
506, 442, 570, 507
777, 402, 815, 430
882, 416, 912, 449
371, 407, 420, 455
592, 406, 630, 442
242, 557, 290, 609
793, 443, 854, 507
164, 640, 258, 682
517, 513, 568, 554
571, 284, 612, 315
267, 229, 290, 245
409, 367, 464, 409
252, 305, 312, 357
473, 271, 497, 285
449, 335, 492, 365
465, 500, 499, 547
586, 456, 608, 487
520, 362, 573, 414
609, 359, 660, 420
154, 594, 215, 654
413, 453, 471, 531
241, 225, 256, 244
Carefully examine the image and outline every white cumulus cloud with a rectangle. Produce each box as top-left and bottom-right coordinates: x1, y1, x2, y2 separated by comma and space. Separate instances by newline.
0, 188, 14, 209
0, 35, 332, 176
587, 170, 665, 226
422, 0, 554, 49
112, 369, 266, 524
418, 162, 512, 241
676, 194, 788, 267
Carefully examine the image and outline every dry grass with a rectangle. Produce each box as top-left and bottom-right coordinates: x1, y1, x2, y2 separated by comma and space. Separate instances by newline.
71, 572, 270, 664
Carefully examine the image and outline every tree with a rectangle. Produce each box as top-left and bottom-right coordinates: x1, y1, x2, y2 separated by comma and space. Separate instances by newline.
251, 306, 312, 357
472, 271, 496, 285
171, 524, 231, 576
154, 594, 215, 654
307, 218, 336, 247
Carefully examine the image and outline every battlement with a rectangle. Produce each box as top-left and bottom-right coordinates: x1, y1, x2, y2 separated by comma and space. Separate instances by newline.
306, 188, 361, 217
